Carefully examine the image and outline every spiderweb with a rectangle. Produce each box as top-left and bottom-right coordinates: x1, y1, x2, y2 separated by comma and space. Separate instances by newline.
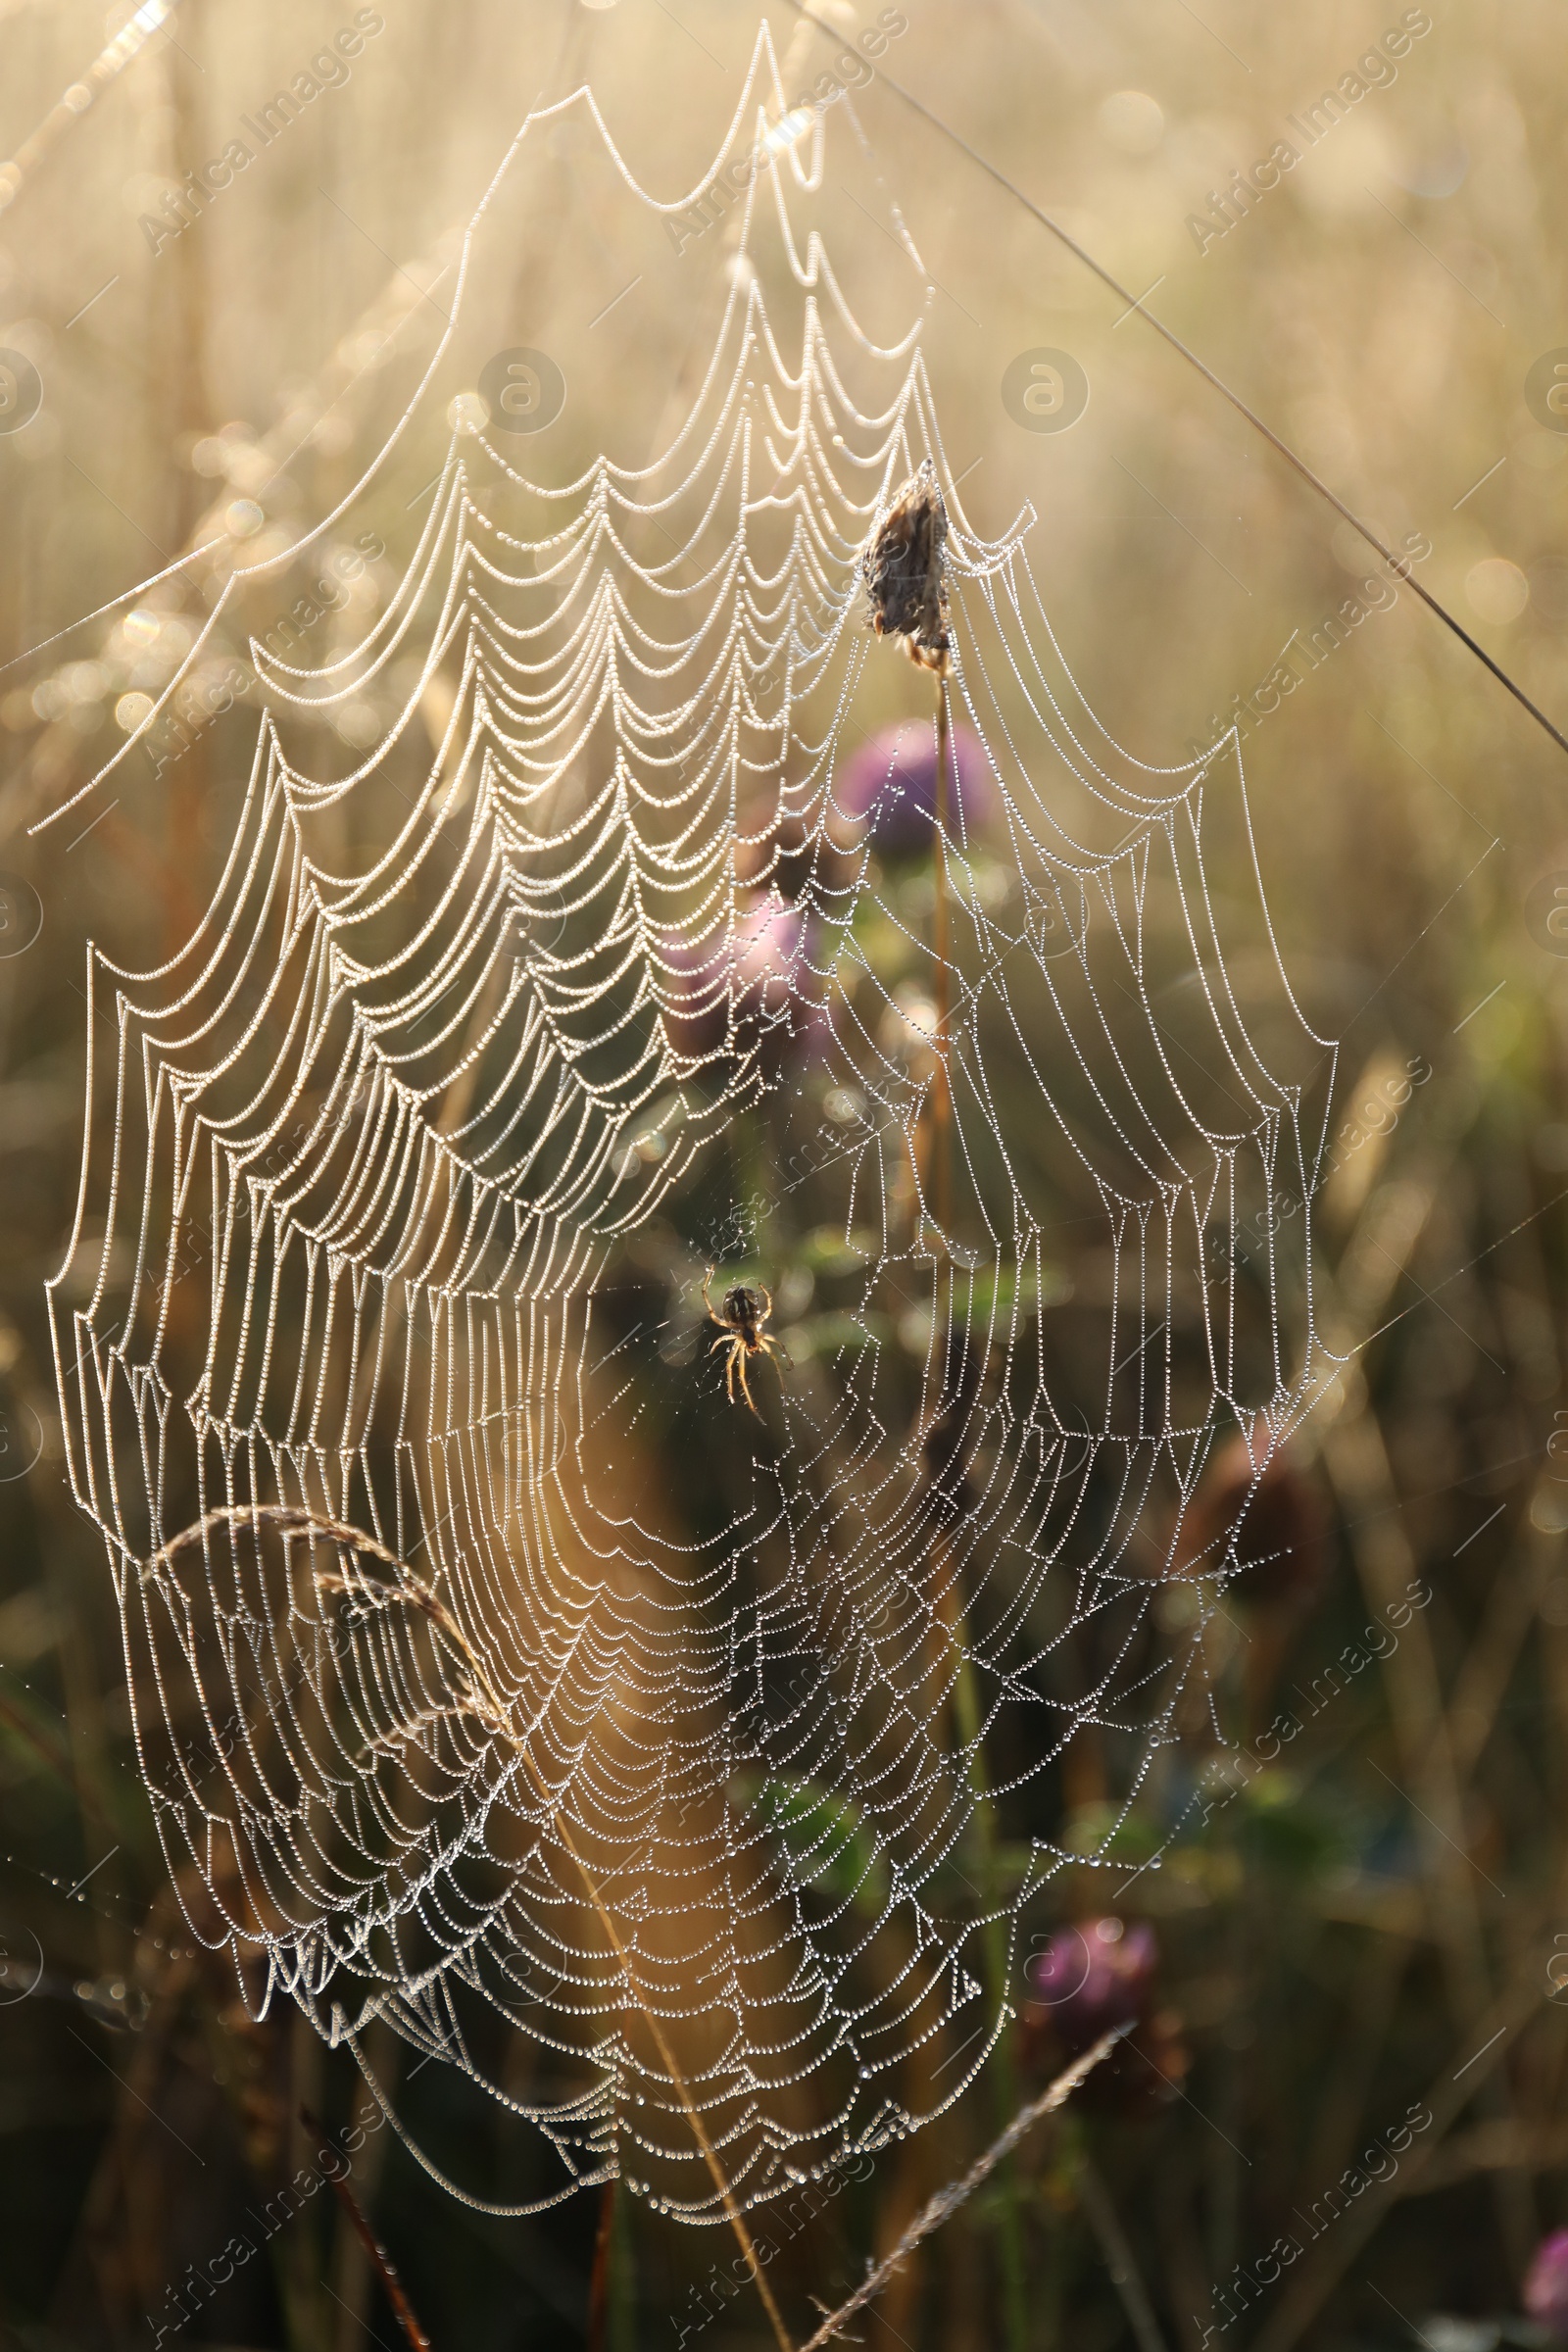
45, 24, 1341, 2221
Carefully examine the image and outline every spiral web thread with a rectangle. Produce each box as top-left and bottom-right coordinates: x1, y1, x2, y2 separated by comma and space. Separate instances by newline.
46, 24, 1340, 2221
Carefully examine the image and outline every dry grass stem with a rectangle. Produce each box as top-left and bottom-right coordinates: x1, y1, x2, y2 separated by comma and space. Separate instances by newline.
798, 2028, 1129, 2352
301, 2104, 431, 2352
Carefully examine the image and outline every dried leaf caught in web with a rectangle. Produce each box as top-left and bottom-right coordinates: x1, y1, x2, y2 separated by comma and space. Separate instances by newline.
863, 459, 952, 673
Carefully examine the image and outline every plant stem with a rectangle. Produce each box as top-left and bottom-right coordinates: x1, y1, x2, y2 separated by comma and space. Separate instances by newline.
1075, 2145, 1171, 2352
930, 680, 953, 1236
588, 2178, 615, 2352
300, 2104, 431, 2352
798, 2029, 1128, 2352
930, 1510, 1026, 2352
589, 2172, 639, 2352
950, 1618, 1029, 2352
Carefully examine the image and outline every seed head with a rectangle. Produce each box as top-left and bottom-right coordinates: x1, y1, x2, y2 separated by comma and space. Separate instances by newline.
862, 459, 952, 674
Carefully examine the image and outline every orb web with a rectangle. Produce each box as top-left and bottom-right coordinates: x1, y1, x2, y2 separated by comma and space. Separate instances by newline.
46, 25, 1341, 2220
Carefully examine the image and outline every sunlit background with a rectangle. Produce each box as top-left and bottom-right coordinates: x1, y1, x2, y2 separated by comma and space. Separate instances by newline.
4, 3, 1568, 2350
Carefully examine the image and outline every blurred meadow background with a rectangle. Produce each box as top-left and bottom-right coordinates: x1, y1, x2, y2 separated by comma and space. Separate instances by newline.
4, 2, 1568, 2350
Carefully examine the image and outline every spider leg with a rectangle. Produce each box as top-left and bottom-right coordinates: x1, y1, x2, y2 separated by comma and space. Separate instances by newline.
755, 1284, 773, 1321
703, 1266, 721, 1326
725, 1342, 738, 1401
734, 1349, 760, 1416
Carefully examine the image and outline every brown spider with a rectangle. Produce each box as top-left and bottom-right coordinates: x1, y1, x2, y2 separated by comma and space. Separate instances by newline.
703, 1267, 781, 1416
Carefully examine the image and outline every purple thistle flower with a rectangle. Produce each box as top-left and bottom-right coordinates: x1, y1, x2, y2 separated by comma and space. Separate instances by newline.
662, 894, 822, 1065
836, 717, 992, 858
1525, 2232, 1568, 2341
1024, 1917, 1158, 2052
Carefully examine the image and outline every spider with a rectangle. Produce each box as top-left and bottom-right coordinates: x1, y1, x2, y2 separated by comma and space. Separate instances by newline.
703, 1267, 781, 1416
